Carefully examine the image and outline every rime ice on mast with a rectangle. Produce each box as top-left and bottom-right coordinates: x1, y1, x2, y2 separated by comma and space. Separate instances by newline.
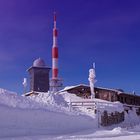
88, 63, 96, 99
50, 12, 63, 92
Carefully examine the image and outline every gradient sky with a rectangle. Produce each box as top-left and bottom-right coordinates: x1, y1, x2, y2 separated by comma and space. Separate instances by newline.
0, 0, 140, 94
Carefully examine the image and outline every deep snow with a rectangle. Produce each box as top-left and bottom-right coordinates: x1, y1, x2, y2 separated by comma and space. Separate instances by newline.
0, 89, 95, 138
0, 88, 140, 140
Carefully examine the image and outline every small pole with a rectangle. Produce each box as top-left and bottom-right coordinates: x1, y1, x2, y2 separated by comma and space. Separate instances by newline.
22, 78, 27, 94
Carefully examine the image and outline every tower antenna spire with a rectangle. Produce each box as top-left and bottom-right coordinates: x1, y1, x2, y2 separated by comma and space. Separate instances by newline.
50, 12, 63, 92
54, 12, 57, 28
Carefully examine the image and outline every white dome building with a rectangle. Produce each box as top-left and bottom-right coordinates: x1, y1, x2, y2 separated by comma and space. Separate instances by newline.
27, 58, 50, 92
33, 58, 46, 67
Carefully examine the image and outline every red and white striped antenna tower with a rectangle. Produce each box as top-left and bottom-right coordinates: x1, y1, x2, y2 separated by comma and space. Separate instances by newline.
52, 12, 58, 79
50, 12, 63, 92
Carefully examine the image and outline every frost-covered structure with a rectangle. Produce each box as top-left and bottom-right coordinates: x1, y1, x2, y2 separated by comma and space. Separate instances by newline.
60, 85, 140, 126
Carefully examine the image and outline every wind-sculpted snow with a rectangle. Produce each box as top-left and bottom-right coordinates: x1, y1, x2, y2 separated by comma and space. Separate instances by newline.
0, 88, 140, 139
0, 90, 68, 112
0, 89, 95, 138
0, 91, 45, 109
28, 92, 69, 110
0, 104, 95, 138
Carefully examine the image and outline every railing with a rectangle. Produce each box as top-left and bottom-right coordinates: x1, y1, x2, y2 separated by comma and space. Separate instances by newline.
68, 99, 122, 110
69, 100, 96, 107
123, 104, 140, 108
68, 100, 96, 111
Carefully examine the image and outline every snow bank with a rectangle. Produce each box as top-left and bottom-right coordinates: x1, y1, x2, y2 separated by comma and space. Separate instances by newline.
59, 91, 82, 102
28, 92, 68, 108
0, 90, 69, 113
0, 91, 45, 109
0, 88, 140, 139
0, 104, 95, 138
122, 108, 140, 128
0, 90, 96, 138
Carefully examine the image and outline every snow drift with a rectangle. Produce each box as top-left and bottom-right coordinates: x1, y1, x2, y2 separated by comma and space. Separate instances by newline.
0, 88, 140, 139
0, 89, 95, 138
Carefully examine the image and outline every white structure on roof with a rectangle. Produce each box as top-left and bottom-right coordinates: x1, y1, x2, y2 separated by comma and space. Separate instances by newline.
88, 63, 96, 99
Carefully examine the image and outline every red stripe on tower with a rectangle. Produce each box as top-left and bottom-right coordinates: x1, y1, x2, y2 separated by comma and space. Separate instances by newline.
52, 68, 58, 78
52, 47, 58, 58
53, 29, 58, 37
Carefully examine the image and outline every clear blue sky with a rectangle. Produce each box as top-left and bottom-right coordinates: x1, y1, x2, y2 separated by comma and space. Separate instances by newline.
0, 0, 140, 94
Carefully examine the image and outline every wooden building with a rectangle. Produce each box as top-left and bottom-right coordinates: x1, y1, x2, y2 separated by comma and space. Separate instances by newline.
63, 84, 120, 102
62, 84, 140, 116
118, 92, 140, 106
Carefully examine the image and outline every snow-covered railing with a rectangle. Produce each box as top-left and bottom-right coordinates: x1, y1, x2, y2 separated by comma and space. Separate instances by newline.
123, 104, 140, 108
68, 99, 124, 113
69, 99, 120, 107
69, 100, 96, 107
68, 100, 96, 111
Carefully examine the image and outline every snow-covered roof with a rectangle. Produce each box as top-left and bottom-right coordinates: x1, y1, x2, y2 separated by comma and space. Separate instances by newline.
63, 84, 89, 91
96, 86, 122, 93
60, 84, 122, 94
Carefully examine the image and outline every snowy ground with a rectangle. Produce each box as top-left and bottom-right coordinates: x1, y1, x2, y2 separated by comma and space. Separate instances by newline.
2, 126, 140, 140
0, 89, 140, 140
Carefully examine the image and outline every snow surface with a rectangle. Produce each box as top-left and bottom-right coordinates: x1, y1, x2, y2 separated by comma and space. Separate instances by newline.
0, 89, 95, 139
0, 88, 140, 140
60, 91, 124, 114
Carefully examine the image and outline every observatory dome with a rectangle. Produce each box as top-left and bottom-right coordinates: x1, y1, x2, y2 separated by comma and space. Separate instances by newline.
33, 58, 46, 67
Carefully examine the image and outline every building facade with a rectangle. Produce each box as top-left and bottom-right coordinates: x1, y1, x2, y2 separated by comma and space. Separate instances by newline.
27, 58, 51, 92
